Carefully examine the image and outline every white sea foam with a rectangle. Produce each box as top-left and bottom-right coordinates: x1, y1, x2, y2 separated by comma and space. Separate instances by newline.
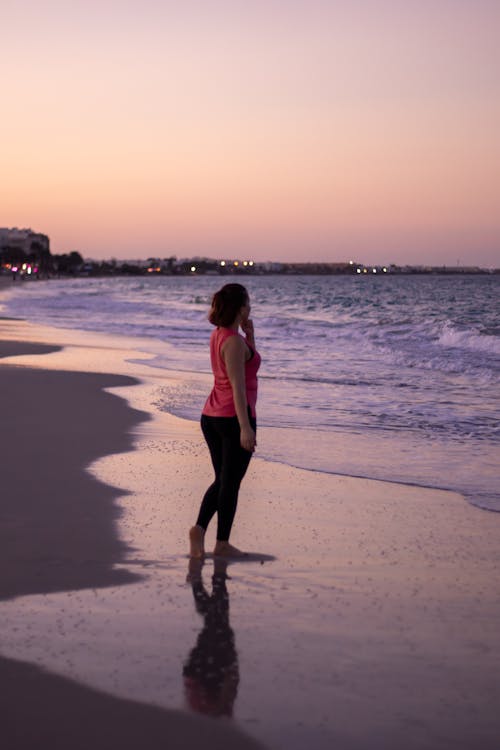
438, 320, 500, 355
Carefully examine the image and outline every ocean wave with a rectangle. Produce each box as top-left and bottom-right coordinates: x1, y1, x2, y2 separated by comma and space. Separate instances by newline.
437, 321, 500, 355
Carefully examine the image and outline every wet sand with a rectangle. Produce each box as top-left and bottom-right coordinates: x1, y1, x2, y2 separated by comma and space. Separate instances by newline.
1, 316, 499, 749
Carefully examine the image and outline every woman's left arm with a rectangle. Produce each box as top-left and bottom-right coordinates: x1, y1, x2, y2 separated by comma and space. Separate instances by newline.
223, 335, 256, 452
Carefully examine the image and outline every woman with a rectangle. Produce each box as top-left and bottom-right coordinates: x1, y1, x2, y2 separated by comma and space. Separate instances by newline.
189, 283, 261, 558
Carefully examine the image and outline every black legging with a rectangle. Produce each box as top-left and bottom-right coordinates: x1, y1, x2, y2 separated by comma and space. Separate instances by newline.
196, 413, 256, 541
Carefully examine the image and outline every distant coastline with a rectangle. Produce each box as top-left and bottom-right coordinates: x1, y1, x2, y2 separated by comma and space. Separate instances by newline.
2, 254, 499, 281
1, 226, 498, 279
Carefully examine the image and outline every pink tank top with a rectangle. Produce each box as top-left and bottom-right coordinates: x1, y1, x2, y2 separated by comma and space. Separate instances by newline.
202, 327, 261, 418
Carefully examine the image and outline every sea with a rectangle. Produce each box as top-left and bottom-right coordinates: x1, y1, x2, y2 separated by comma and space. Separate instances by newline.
1, 273, 499, 512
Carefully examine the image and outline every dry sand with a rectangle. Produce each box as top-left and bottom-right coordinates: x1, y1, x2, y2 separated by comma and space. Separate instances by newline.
1, 314, 499, 750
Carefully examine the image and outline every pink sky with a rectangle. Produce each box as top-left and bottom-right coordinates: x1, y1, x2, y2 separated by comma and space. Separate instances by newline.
1, 0, 499, 265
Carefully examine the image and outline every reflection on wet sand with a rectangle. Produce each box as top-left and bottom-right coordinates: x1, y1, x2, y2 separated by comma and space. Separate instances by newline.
183, 558, 239, 718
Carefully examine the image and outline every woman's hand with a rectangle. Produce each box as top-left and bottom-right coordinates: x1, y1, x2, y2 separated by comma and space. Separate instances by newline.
240, 317, 254, 343
240, 425, 256, 452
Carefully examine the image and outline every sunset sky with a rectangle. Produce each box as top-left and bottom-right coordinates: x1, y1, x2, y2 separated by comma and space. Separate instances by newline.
2, 0, 499, 265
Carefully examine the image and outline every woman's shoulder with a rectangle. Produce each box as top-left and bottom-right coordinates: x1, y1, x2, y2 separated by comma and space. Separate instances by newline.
219, 329, 244, 346
220, 330, 247, 358
214, 326, 240, 342
212, 327, 240, 353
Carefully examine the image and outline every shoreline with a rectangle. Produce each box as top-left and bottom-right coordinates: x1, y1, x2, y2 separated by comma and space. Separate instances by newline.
1, 318, 500, 749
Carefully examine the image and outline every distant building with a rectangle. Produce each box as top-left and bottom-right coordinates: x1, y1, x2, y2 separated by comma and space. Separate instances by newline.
261, 262, 283, 273
0, 227, 50, 256
0, 227, 51, 276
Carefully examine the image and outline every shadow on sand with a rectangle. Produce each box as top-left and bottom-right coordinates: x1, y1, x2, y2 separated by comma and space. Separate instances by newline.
0, 365, 150, 601
0, 653, 266, 750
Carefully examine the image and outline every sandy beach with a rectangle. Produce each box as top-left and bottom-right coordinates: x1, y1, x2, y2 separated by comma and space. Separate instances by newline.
1, 314, 500, 749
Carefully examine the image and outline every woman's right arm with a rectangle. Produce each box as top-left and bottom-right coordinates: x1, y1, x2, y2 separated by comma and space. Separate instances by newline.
223, 336, 256, 452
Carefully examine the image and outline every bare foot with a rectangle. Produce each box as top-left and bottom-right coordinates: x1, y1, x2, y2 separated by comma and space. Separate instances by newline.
189, 525, 205, 558
213, 541, 247, 558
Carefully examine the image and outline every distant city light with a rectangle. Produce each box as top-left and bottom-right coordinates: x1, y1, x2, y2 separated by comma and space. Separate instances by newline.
356, 268, 361, 274
190, 266, 196, 272
249, 261, 254, 266
234, 261, 239, 266
383, 267, 387, 273
243, 261, 248, 266
220, 260, 226, 266
349, 260, 354, 265
372, 268, 377, 273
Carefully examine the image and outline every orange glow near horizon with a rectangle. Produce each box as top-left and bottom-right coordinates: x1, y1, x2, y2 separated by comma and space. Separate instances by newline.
1, 1, 499, 265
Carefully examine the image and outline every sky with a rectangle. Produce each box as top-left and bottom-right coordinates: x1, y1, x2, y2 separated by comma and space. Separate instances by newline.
1, 0, 499, 266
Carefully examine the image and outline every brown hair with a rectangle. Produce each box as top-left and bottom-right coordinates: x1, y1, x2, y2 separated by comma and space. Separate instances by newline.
208, 283, 248, 327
